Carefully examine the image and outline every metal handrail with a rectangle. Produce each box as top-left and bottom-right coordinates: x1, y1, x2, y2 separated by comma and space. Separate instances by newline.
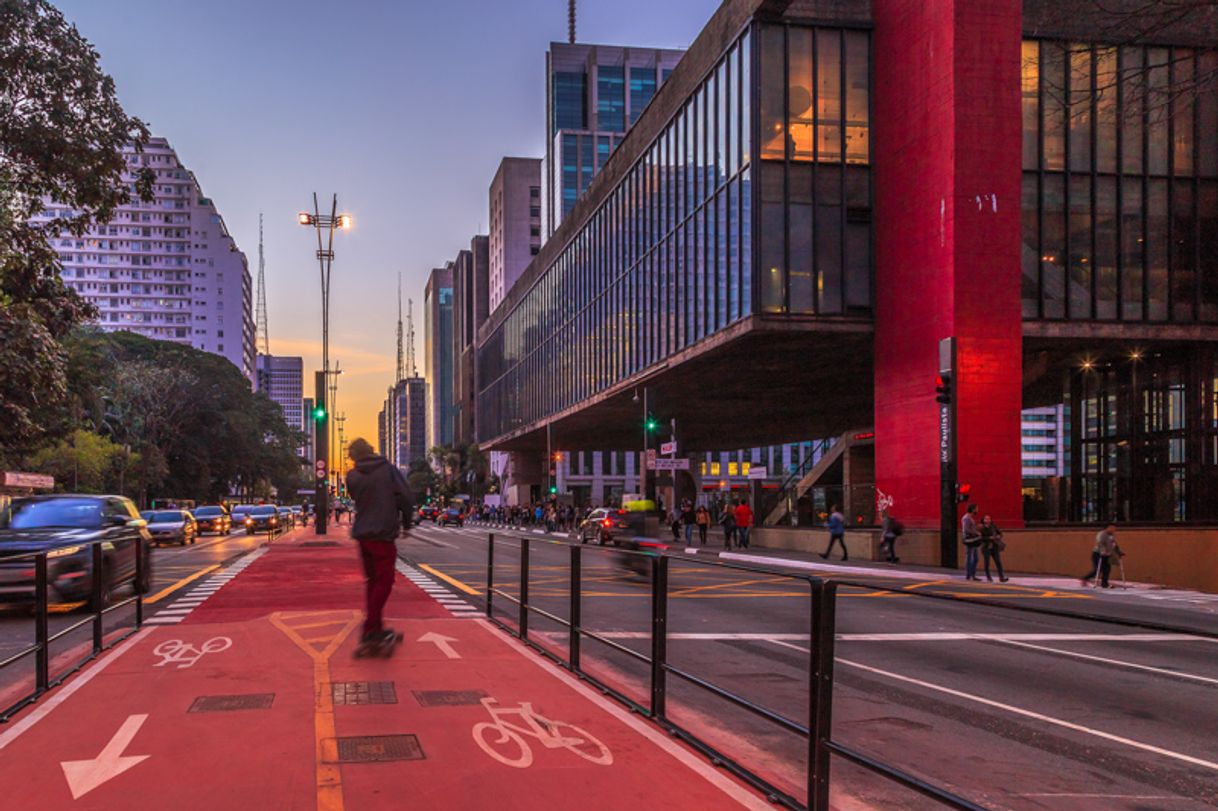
0, 536, 145, 722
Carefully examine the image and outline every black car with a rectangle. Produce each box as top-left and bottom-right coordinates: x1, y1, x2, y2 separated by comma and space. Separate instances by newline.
577, 508, 632, 544
437, 507, 464, 527
418, 505, 439, 522
0, 495, 153, 608
236, 504, 279, 534
192, 505, 231, 535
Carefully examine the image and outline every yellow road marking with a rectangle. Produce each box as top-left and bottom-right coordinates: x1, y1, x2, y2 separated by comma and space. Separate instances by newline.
48, 601, 86, 613
271, 610, 362, 811
418, 563, 480, 595
145, 564, 220, 604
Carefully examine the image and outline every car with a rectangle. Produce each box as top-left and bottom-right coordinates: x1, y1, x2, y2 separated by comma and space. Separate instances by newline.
577, 508, 631, 545
0, 495, 153, 608
437, 507, 464, 527
140, 509, 197, 546
418, 505, 439, 522
191, 505, 231, 535
236, 504, 279, 534
276, 506, 295, 528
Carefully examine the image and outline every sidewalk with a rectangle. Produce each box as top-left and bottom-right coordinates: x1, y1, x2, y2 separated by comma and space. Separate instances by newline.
0, 529, 772, 810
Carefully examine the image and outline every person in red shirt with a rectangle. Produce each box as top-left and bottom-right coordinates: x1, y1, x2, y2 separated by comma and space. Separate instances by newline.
734, 501, 754, 549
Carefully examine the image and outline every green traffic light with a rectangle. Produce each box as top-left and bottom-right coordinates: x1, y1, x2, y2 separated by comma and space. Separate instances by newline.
549, 486, 558, 494
313, 405, 327, 420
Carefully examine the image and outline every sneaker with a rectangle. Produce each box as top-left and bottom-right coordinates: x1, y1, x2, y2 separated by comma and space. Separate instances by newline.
819, 553, 828, 559
1000, 577, 1009, 583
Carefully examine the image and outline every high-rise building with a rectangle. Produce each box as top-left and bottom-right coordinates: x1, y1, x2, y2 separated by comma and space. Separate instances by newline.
1021, 406, 1068, 479
303, 397, 315, 463
424, 265, 455, 451
35, 136, 255, 381
255, 354, 304, 452
543, 43, 684, 237
488, 158, 541, 312
384, 377, 427, 469
454, 236, 490, 446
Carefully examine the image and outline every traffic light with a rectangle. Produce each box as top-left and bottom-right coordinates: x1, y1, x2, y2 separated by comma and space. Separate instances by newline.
935, 374, 953, 406
956, 482, 971, 503
312, 403, 327, 421
549, 485, 558, 495
645, 412, 659, 432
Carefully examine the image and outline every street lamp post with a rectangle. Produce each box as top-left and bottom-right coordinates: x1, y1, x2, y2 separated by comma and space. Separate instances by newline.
298, 194, 352, 535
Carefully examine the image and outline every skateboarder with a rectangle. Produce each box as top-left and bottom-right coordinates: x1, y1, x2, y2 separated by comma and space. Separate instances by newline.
345, 438, 415, 655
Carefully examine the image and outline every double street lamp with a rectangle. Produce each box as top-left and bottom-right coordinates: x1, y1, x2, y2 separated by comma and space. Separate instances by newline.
298, 193, 352, 535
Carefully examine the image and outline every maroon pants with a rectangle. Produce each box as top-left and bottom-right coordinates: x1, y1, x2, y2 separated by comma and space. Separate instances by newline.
358, 539, 397, 637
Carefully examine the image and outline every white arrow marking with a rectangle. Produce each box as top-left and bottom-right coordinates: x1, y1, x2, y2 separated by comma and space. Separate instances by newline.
61, 714, 150, 799
417, 631, 461, 659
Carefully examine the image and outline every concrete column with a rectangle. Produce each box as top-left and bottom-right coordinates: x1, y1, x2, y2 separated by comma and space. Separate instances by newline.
505, 451, 543, 506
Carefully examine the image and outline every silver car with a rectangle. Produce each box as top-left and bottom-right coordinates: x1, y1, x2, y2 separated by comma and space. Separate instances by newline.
140, 510, 197, 546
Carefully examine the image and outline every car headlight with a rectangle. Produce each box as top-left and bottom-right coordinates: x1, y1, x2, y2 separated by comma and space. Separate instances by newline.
48, 545, 83, 559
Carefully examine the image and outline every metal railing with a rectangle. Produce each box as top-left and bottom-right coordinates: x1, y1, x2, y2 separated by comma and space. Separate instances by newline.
481, 531, 1218, 810
0, 537, 145, 722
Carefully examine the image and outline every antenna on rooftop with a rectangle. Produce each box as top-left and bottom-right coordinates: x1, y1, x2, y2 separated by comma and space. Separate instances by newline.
255, 213, 270, 355
568, 0, 576, 44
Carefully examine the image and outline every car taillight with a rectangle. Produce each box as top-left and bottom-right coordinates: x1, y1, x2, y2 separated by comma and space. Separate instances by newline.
602, 519, 612, 528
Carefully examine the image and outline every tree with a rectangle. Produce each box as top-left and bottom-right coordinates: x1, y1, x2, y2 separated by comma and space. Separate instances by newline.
0, 0, 154, 458
24, 428, 137, 494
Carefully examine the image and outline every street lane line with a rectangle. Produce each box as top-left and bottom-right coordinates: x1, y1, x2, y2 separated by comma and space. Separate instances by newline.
807, 647, 1218, 774
0, 627, 154, 751
481, 619, 773, 810
991, 638, 1218, 686
586, 632, 1206, 642
145, 564, 220, 604
418, 563, 480, 595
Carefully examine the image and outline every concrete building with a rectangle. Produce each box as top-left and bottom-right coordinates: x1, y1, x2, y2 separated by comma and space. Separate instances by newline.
1021, 406, 1068, 479
424, 265, 455, 452
477, 0, 1218, 536
543, 42, 685, 238
384, 377, 427, 470
453, 236, 490, 447
36, 136, 255, 382
255, 354, 304, 452
489, 159, 542, 312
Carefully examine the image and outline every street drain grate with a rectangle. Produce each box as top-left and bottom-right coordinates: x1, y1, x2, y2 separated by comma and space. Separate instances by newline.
329, 734, 425, 763
302, 541, 340, 547
331, 681, 397, 706
412, 689, 488, 708
189, 693, 275, 713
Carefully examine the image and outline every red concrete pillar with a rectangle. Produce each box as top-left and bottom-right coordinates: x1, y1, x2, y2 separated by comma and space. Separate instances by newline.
872, 0, 1024, 529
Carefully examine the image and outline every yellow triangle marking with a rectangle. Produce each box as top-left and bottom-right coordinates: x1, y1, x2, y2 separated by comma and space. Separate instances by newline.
270, 610, 362, 663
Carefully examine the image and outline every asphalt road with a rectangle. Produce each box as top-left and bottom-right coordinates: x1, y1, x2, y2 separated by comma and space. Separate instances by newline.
399, 521, 1218, 811
0, 527, 271, 710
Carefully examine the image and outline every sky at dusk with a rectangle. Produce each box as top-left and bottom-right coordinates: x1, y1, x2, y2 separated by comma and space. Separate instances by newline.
54, 0, 720, 446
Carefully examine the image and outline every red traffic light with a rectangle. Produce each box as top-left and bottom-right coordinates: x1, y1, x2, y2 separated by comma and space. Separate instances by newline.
956, 483, 971, 503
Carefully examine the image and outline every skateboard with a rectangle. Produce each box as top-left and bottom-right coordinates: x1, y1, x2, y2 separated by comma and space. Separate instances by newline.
354, 630, 403, 658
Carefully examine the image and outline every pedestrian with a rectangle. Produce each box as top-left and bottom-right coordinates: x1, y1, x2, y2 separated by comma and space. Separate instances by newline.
819, 504, 847, 561
345, 438, 414, 652
695, 505, 710, 546
962, 504, 982, 580
980, 515, 1009, 582
720, 502, 736, 550
681, 500, 696, 546
879, 510, 903, 563
669, 509, 681, 541
734, 500, 754, 549
1081, 523, 1123, 588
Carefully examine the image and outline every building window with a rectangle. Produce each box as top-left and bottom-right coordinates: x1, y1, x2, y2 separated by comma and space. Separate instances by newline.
629, 67, 656, 126
553, 71, 587, 133
597, 65, 626, 133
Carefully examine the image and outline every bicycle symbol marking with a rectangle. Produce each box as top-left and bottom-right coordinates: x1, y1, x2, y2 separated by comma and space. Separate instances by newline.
472, 697, 613, 769
152, 637, 232, 669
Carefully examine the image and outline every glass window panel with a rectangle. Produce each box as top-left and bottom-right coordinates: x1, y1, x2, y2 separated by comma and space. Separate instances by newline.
1022, 174, 1040, 317
1043, 42, 1067, 171
686, 100, 696, 217
844, 30, 869, 165
816, 29, 842, 162
1043, 174, 1067, 317
553, 71, 587, 133
717, 60, 729, 186
790, 203, 814, 312
1199, 181, 1218, 320
760, 25, 786, 160
1095, 47, 1118, 173
845, 220, 870, 312
741, 166, 753, 316
702, 84, 713, 200
1148, 178, 1169, 319
1120, 47, 1144, 174
717, 189, 728, 327
730, 175, 741, 321
789, 28, 814, 161
1148, 48, 1170, 175
760, 202, 785, 312
598, 65, 625, 133
1022, 40, 1040, 170
1096, 176, 1118, 319
1172, 181, 1195, 321
1069, 45, 1092, 173
1199, 53, 1218, 177
1172, 50, 1195, 176
741, 30, 752, 168
726, 46, 739, 178
629, 67, 656, 127
816, 203, 842, 314
1069, 175, 1091, 318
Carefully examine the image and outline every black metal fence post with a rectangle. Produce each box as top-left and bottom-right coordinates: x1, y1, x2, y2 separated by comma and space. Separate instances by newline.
650, 553, 669, 720
91, 542, 104, 653
808, 579, 837, 811
34, 553, 49, 693
134, 536, 144, 627
486, 533, 495, 618
570, 543, 582, 672
519, 538, 530, 641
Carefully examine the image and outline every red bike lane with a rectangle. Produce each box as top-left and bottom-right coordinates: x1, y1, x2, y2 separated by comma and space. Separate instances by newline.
0, 532, 771, 810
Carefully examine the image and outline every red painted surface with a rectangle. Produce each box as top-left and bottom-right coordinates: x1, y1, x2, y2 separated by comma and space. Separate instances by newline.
872, 0, 1025, 529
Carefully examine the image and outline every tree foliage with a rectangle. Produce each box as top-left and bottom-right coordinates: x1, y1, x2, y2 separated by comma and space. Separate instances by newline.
0, 0, 154, 455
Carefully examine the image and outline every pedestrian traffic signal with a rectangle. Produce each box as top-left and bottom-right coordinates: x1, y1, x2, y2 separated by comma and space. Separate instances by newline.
312, 403, 327, 421
548, 485, 558, 494
956, 482, 971, 503
935, 374, 953, 406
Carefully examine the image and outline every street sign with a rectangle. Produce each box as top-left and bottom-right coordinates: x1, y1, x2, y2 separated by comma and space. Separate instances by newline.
646, 449, 657, 470
1, 472, 54, 490
660, 441, 677, 456
747, 466, 768, 480
296, 488, 315, 495
314, 459, 327, 481
653, 458, 690, 471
